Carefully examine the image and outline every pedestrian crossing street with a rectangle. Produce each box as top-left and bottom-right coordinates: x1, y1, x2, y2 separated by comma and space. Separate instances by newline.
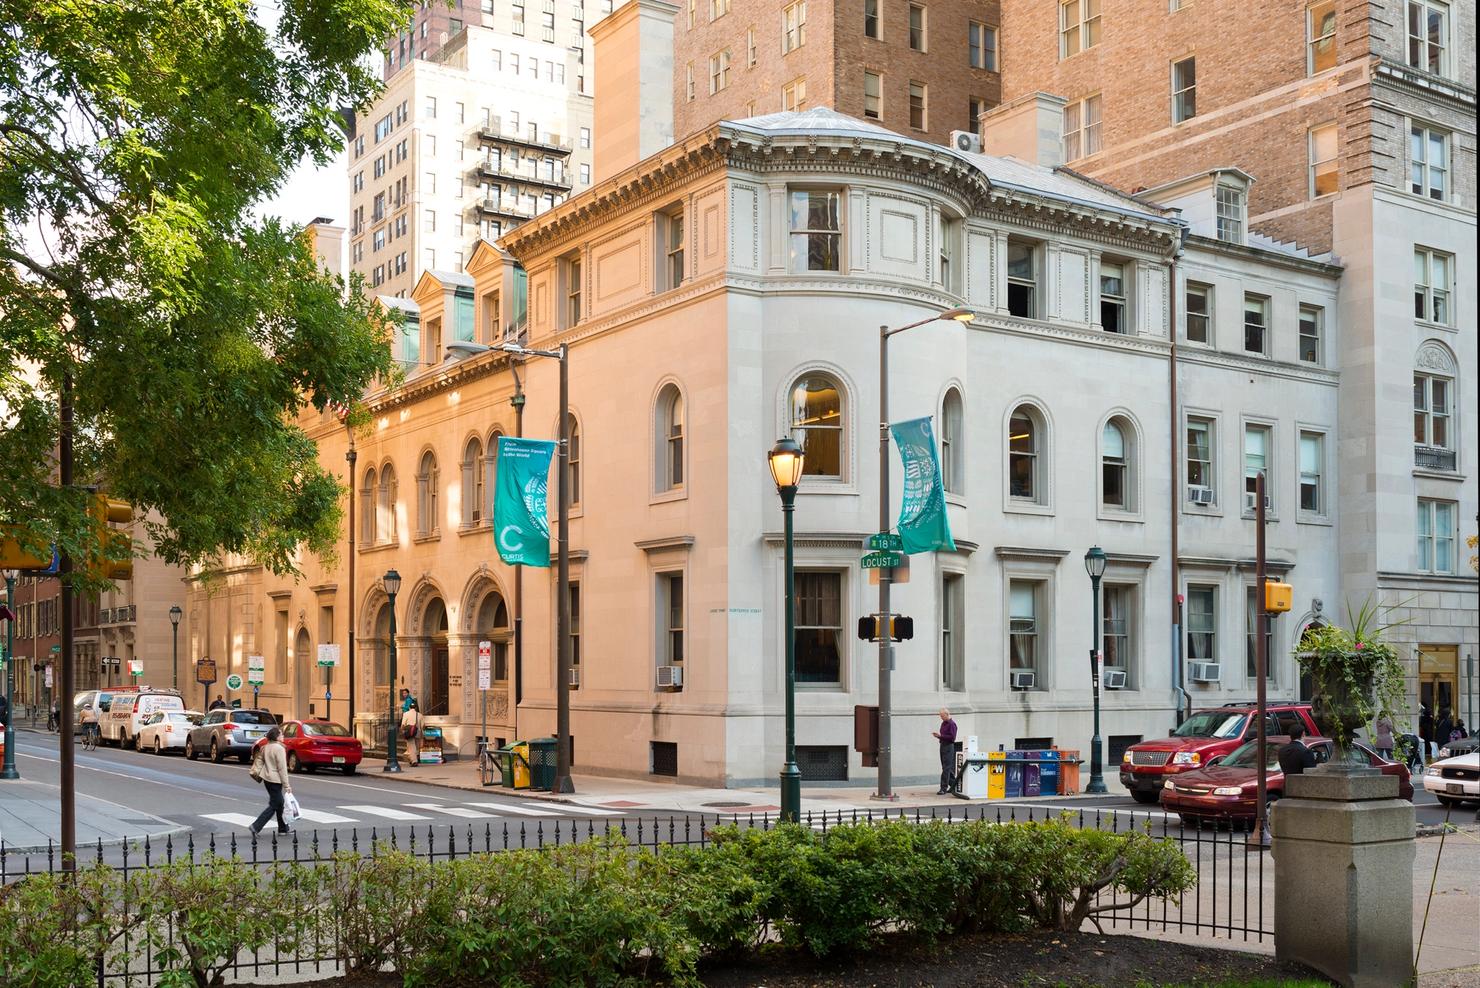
200, 798, 625, 830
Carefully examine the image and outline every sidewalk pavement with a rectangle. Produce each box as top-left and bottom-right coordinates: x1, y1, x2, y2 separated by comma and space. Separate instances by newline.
0, 780, 185, 852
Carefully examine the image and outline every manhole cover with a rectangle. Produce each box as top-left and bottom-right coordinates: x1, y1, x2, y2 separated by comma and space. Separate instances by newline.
701, 801, 751, 808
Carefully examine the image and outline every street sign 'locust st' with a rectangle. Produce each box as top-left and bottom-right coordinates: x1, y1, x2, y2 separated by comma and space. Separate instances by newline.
860, 550, 904, 570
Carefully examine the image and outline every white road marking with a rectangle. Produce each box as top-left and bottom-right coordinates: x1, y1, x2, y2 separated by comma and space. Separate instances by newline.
405, 803, 496, 818
201, 812, 260, 828
531, 802, 623, 817
294, 808, 358, 824
466, 801, 561, 817
337, 805, 433, 821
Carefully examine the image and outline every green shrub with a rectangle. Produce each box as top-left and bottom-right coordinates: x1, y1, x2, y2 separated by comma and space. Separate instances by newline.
320, 849, 430, 975
0, 865, 128, 988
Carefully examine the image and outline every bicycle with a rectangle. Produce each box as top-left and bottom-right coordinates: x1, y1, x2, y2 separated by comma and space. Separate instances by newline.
81, 723, 99, 751
477, 736, 498, 787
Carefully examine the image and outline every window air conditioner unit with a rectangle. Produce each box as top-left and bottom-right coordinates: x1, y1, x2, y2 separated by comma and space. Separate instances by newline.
656, 665, 683, 690
1189, 662, 1221, 683
1103, 669, 1127, 690
1009, 670, 1036, 690
950, 130, 982, 154
100, 608, 111, 624
1187, 485, 1215, 506
1243, 491, 1271, 512
568, 666, 581, 688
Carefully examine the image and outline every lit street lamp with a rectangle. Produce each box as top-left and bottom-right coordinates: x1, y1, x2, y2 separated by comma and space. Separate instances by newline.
768, 436, 805, 823
1084, 545, 1108, 794
169, 604, 182, 692
383, 568, 403, 773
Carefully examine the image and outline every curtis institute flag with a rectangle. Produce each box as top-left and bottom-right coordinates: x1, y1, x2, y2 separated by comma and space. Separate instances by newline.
890, 416, 955, 554
494, 436, 557, 567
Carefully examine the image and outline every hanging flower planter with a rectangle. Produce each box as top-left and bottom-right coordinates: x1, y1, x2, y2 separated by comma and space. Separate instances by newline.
1294, 600, 1408, 761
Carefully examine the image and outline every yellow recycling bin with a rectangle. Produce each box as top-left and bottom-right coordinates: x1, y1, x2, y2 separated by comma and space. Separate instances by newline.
511, 741, 532, 789
987, 751, 1007, 800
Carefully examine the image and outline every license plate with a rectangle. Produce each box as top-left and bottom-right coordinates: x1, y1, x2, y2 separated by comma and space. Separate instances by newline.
246, 730, 264, 738
333, 756, 346, 764
1448, 783, 1465, 795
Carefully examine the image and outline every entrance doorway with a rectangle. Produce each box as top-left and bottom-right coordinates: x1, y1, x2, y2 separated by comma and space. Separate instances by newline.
423, 597, 450, 716
1419, 644, 1459, 725
294, 628, 311, 717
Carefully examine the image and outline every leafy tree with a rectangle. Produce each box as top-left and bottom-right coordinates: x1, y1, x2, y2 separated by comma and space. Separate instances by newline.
0, 0, 415, 579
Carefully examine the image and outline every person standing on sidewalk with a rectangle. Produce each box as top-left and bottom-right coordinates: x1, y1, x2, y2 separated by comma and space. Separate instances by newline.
402, 699, 421, 767
1373, 714, 1396, 760
932, 709, 958, 795
248, 727, 293, 836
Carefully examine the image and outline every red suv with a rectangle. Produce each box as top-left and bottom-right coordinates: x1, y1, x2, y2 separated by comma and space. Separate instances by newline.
1120, 703, 1319, 804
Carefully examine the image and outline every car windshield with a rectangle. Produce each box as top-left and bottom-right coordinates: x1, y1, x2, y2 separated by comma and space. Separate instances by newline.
1172, 711, 1248, 739
1220, 740, 1282, 769
170, 712, 201, 724
301, 722, 350, 737
231, 711, 273, 725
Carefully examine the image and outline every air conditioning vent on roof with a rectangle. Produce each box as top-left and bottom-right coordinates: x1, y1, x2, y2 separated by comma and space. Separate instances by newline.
950, 130, 982, 154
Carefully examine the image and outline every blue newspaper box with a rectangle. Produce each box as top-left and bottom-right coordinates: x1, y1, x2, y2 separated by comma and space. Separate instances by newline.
1039, 750, 1061, 795
1004, 750, 1025, 798
1024, 752, 1042, 796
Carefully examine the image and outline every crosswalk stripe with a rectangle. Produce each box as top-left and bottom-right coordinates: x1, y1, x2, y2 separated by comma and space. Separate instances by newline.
294, 808, 359, 824
201, 812, 259, 828
338, 804, 433, 821
532, 803, 622, 817
465, 801, 562, 817
405, 803, 496, 818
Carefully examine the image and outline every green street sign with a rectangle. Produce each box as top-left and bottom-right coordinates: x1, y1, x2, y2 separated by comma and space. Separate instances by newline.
867, 532, 904, 551
861, 550, 904, 570
225, 673, 243, 691
50, 644, 61, 654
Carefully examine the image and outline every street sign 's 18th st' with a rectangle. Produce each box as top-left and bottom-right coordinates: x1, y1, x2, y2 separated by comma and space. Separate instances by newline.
866, 532, 904, 552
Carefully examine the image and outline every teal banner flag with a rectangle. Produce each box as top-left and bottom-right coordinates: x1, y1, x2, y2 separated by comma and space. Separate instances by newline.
890, 416, 955, 554
494, 436, 557, 567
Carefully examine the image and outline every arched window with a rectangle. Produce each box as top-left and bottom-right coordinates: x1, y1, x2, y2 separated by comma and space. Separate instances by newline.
564, 414, 582, 507
940, 388, 964, 494
1102, 419, 1129, 508
376, 463, 397, 542
656, 384, 685, 492
1008, 405, 1044, 503
361, 467, 378, 543
485, 430, 503, 521
462, 437, 484, 525
415, 450, 439, 537
1414, 341, 1458, 472
789, 374, 844, 479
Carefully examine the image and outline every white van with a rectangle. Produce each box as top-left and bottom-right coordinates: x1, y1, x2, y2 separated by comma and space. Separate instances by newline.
104, 689, 185, 748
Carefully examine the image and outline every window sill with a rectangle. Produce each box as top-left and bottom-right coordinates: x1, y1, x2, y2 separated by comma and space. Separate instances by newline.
359, 540, 398, 554
1004, 500, 1053, 517
799, 480, 860, 497
1097, 507, 1143, 523
1412, 468, 1465, 482
1183, 503, 1224, 518
413, 532, 441, 544
650, 487, 688, 506
459, 522, 491, 537
1241, 512, 1281, 523
944, 492, 967, 508
1415, 318, 1457, 334
1307, 191, 1338, 203
1295, 513, 1332, 527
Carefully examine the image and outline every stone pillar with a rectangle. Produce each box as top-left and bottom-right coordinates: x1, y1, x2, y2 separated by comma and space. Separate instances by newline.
1272, 765, 1415, 987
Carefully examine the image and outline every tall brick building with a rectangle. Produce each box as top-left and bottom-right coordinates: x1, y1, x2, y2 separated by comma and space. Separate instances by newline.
670, 0, 1001, 144
994, 0, 1477, 715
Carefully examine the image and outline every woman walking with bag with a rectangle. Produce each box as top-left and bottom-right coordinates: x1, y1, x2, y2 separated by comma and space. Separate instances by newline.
402, 699, 421, 766
249, 726, 294, 836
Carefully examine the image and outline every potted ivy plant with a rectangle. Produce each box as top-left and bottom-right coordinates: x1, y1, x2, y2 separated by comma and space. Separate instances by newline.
1294, 599, 1408, 763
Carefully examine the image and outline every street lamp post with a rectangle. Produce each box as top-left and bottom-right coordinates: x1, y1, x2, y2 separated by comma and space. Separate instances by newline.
382, 568, 403, 773
344, 417, 357, 731
875, 306, 974, 801
2, 569, 19, 780
169, 605, 182, 693
769, 438, 805, 823
1084, 545, 1108, 794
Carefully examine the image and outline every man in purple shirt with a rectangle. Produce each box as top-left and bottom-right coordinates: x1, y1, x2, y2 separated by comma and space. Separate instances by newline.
932, 708, 958, 795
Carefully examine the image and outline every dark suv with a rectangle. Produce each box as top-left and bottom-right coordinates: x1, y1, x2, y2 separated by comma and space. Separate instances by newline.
1120, 703, 1319, 803
185, 708, 278, 763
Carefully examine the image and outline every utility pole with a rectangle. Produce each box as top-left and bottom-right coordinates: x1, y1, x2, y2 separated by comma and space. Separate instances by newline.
59, 373, 76, 869
1250, 471, 1271, 849
345, 419, 357, 730
875, 324, 897, 802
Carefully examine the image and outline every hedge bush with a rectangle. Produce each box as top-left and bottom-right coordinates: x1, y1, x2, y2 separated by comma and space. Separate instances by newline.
0, 816, 1196, 987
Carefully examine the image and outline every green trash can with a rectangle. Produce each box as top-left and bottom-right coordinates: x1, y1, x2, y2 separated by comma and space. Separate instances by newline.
496, 744, 517, 788
527, 737, 558, 791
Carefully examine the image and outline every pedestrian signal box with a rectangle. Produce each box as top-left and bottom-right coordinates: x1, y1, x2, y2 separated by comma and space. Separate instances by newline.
1264, 582, 1293, 613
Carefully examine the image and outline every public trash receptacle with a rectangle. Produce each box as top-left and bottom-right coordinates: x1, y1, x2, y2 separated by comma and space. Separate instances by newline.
1024, 753, 1042, 796
1005, 750, 1025, 798
1039, 750, 1061, 796
961, 752, 990, 799
527, 737, 558, 791
1057, 749, 1081, 794
511, 741, 532, 789
987, 751, 1006, 799
495, 745, 517, 787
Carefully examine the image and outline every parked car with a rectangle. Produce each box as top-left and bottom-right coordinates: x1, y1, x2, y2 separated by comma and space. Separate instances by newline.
1437, 735, 1479, 760
103, 689, 185, 748
1120, 703, 1319, 803
138, 710, 203, 755
1422, 751, 1480, 808
185, 708, 277, 763
278, 719, 363, 775
1160, 736, 1413, 827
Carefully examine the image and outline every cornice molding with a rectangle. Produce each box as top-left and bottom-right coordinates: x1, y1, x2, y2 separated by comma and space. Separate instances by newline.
635, 535, 696, 553
761, 531, 868, 549
1373, 60, 1477, 109
1176, 347, 1340, 387
994, 546, 1071, 563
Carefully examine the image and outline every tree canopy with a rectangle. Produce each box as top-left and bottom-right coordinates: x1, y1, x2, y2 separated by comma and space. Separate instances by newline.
1, 0, 415, 579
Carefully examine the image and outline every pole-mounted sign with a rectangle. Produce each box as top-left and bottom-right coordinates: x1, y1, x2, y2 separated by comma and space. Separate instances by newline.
195, 657, 217, 686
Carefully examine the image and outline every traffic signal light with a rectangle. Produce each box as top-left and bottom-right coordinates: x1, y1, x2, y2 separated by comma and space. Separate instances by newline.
85, 495, 134, 581
0, 527, 55, 570
857, 615, 915, 642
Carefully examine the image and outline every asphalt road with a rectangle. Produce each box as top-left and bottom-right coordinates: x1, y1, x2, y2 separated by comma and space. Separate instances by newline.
1001, 788, 1468, 828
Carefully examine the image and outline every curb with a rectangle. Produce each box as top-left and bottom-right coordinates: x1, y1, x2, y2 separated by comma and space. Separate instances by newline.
2, 824, 194, 856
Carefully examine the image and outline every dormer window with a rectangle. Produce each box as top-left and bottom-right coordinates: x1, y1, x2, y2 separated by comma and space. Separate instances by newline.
1215, 184, 1245, 244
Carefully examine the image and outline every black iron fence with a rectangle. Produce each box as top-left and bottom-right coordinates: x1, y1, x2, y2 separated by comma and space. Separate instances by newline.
1, 803, 1271, 984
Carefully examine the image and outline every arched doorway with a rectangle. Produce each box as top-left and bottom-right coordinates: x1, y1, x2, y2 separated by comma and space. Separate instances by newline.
1296, 620, 1326, 702
293, 627, 312, 717
423, 597, 450, 716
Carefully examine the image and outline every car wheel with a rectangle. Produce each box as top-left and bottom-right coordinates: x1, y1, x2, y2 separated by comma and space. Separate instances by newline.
1437, 795, 1458, 808
1178, 813, 1201, 829
185, 739, 197, 760
1130, 789, 1160, 805
154, 737, 163, 755
210, 738, 224, 763
341, 765, 357, 776
288, 753, 301, 774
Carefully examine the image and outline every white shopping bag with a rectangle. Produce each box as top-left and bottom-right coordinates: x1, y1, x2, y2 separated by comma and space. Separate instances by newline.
284, 792, 302, 823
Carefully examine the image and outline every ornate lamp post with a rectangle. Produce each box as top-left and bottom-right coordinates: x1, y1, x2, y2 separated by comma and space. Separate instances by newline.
169, 605, 182, 692
768, 437, 804, 823
382, 568, 403, 773
1084, 545, 1108, 794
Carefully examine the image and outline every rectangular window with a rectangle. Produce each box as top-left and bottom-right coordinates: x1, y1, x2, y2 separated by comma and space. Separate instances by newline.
709, 49, 731, 93
1062, 94, 1102, 161
969, 97, 986, 130
579, 163, 590, 184
1007, 239, 1036, 318
659, 573, 684, 665
1099, 259, 1127, 332
1187, 586, 1216, 661
908, 80, 927, 130
1171, 56, 1196, 122
1307, 0, 1336, 73
1009, 581, 1040, 679
1243, 294, 1267, 354
1309, 123, 1338, 197
1414, 247, 1452, 324
1407, 0, 1449, 75
568, 582, 581, 668
788, 189, 840, 271
783, 1, 806, 52
1215, 185, 1244, 244
565, 254, 582, 326
423, 171, 436, 195
969, 21, 996, 70
864, 0, 880, 38
424, 96, 437, 119
1185, 282, 1211, 343
1244, 424, 1271, 508
795, 571, 843, 684
1410, 125, 1449, 200
782, 77, 807, 110
1103, 584, 1132, 672
1186, 416, 1214, 495
1299, 304, 1322, 363
685, 63, 694, 101
863, 71, 882, 119
1245, 586, 1276, 680
711, 0, 729, 17
423, 209, 436, 234
908, 3, 926, 50
748, 27, 757, 65
1416, 498, 1456, 573
1059, 0, 1100, 57
1413, 373, 1452, 453
941, 573, 965, 691
1299, 431, 1324, 513
664, 209, 685, 289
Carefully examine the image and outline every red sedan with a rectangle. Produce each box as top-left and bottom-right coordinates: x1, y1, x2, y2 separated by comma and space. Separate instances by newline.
1160, 736, 1412, 827
279, 719, 363, 775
